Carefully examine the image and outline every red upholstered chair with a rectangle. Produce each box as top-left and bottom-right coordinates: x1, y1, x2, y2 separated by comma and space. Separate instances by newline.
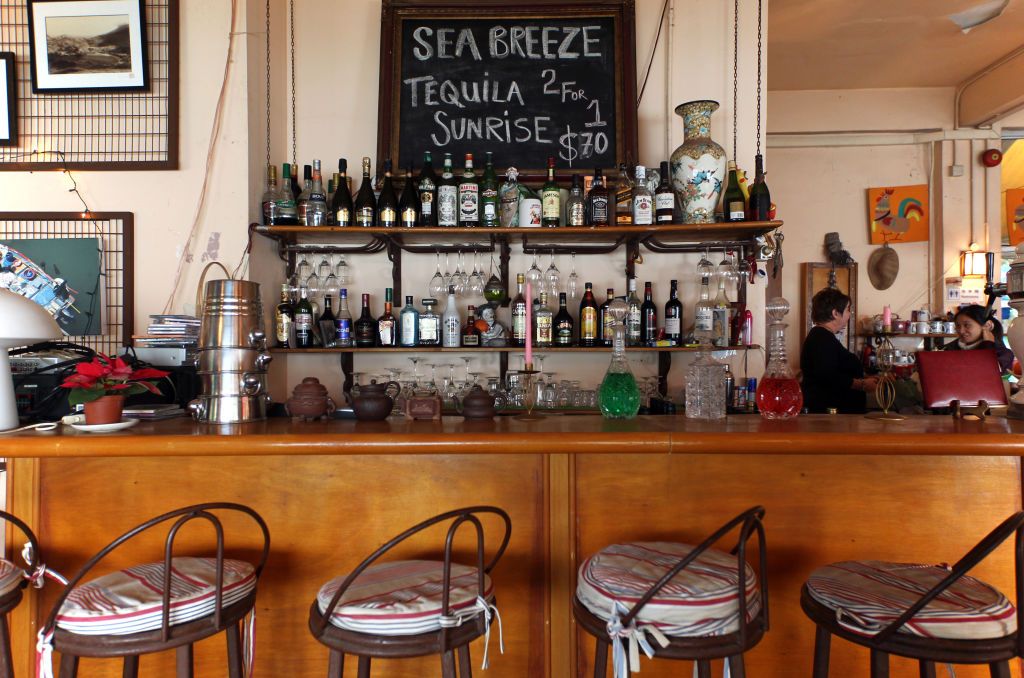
308, 506, 511, 678
573, 506, 768, 678
0, 511, 42, 678
39, 502, 270, 678
800, 512, 1024, 677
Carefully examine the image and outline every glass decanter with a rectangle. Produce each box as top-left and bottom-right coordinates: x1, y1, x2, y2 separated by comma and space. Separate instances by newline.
685, 348, 726, 420
756, 297, 803, 419
597, 298, 641, 419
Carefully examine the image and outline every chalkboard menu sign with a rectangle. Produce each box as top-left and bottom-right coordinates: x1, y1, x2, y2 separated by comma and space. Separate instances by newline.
378, 1, 637, 175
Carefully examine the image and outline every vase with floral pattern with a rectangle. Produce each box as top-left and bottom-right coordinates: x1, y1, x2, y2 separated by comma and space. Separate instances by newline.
670, 100, 727, 224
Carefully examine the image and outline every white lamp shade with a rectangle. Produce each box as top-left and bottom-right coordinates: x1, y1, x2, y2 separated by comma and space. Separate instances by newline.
0, 288, 61, 348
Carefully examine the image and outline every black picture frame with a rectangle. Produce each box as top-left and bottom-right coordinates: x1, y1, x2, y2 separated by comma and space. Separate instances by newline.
0, 53, 15, 146
27, 0, 149, 94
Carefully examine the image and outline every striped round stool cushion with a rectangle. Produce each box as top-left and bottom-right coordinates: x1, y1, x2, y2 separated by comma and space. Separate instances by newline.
577, 542, 761, 637
0, 559, 24, 598
806, 560, 1016, 640
56, 557, 257, 636
317, 560, 493, 636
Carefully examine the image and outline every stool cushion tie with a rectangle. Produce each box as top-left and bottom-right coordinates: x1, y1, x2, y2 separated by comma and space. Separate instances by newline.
577, 542, 761, 639
317, 560, 494, 636
56, 557, 257, 635
806, 560, 1016, 640
0, 559, 25, 597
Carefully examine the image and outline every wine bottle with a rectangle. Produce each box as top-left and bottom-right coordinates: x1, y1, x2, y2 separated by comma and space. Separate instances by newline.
377, 159, 399, 228
632, 165, 653, 226
296, 164, 312, 225
458, 153, 480, 227
332, 158, 354, 226
437, 153, 458, 227
664, 279, 683, 346
640, 281, 657, 345
354, 157, 376, 227
377, 288, 397, 347
480, 152, 499, 227
579, 283, 599, 347
294, 286, 314, 348
289, 163, 301, 203
599, 287, 615, 346
541, 157, 560, 227
399, 166, 419, 228
306, 159, 329, 226
418, 151, 438, 226
553, 292, 574, 346
655, 161, 675, 223
586, 168, 610, 226
748, 154, 771, 221
318, 294, 337, 347
354, 293, 377, 347
625, 278, 642, 346
511, 273, 527, 347
723, 160, 746, 222
335, 289, 353, 347
566, 174, 585, 226
274, 283, 293, 348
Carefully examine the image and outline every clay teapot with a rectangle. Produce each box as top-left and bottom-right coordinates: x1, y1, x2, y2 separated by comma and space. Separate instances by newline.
461, 385, 496, 419
347, 379, 400, 421
285, 377, 336, 421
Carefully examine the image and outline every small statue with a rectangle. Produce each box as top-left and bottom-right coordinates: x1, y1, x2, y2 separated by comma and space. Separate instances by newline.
824, 232, 855, 265
477, 302, 508, 346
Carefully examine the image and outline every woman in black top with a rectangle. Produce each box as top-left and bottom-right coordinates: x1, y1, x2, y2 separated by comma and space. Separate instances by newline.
800, 288, 878, 413
945, 304, 1015, 374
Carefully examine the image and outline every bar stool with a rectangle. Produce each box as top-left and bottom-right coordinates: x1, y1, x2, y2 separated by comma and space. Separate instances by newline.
39, 502, 270, 677
308, 505, 511, 677
573, 506, 768, 678
800, 511, 1024, 677
0, 511, 42, 678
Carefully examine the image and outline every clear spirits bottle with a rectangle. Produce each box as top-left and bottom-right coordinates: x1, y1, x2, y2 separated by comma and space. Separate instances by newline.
625, 278, 642, 346
399, 295, 419, 347
597, 298, 640, 419
442, 286, 461, 347
756, 297, 804, 418
632, 165, 653, 225
306, 159, 330, 226
335, 289, 353, 347
694, 275, 714, 345
535, 292, 553, 347
418, 298, 440, 346
712, 276, 731, 348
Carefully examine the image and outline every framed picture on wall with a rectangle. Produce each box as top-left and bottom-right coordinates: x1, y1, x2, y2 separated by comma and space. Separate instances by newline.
0, 53, 15, 146
802, 263, 858, 352
27, 0, 149, 93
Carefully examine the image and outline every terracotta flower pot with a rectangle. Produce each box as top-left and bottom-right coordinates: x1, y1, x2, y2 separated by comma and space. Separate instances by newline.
83, 395, 125, 425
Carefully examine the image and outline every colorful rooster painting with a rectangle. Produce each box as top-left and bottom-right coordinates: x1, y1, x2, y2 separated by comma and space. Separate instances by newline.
868, 185, 929, 244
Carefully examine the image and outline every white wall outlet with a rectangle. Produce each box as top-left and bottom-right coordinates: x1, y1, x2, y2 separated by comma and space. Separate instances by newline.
949, 164, 965, 177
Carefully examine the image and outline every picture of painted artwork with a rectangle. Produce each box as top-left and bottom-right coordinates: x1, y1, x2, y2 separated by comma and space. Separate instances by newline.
868, 184, 929, 244
0, 238, 102, 336
1006, 188, 1024, 246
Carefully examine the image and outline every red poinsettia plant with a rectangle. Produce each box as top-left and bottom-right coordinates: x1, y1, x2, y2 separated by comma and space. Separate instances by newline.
61, 354, 169, 406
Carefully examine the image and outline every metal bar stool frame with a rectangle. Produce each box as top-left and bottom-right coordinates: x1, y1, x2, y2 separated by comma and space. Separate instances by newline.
800, 511, 1024, 678
41, 502, 270, 678
308, 505, 512, 678
573, 505, 769, 678
0, 510, 41, 678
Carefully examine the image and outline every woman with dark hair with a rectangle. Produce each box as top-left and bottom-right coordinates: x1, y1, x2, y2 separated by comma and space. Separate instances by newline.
946, 304, 1015, 374
800, 288, 879, 413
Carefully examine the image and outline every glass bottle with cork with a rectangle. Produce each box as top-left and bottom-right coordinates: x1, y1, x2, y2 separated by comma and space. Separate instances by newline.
597, 297, 641, 419
331, 158, 353, 226
755, 297, 803, 418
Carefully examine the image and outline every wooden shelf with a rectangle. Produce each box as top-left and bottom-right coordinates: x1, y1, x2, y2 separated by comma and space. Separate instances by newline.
269, 345, 760, 354
857, 332, 957, 339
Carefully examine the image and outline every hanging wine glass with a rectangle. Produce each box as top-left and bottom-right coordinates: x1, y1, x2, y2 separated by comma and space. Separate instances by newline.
323, 254, 340, 300
443, 252, 455, 291
317, 255, 332, 280
526, 252, 543, 291
567, 252, 580, 305
453, 251, 467, 296
696, 248, 715, 281
429, 250, 445, 298
545, 251, 561, 299
468, 251, 485, 297
335, 255, 351, 285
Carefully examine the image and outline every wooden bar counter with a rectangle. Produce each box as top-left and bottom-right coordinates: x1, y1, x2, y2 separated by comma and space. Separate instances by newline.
1, 414, 1021, 677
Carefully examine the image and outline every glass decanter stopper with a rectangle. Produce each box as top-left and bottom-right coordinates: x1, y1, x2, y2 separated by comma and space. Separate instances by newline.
756, 297, 803, 419
598, 298, 641, 419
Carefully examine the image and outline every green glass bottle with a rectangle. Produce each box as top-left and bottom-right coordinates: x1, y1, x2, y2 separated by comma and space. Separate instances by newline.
480, 152, 499, 227
597, 298, 640, 419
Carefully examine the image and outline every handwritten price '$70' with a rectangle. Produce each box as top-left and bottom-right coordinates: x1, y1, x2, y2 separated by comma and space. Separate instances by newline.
558, 128, 609, 165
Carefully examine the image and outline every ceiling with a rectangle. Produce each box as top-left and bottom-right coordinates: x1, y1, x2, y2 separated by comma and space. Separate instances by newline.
768, 0, 1024, 90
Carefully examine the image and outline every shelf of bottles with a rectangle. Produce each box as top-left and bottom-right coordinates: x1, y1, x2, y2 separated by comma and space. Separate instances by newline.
268, 345, 760, 354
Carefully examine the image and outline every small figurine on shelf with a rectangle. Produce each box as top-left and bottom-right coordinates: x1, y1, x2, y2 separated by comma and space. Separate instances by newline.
477, 302, 508, 346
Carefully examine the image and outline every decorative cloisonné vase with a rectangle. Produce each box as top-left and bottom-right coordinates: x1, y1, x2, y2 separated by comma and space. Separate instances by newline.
670, 100, 727, 224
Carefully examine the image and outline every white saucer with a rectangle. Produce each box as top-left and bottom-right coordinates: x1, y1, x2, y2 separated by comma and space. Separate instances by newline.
69, 419, 140, 433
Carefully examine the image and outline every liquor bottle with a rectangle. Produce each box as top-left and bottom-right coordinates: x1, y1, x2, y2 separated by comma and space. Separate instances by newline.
353, 293, 376, 347
586, 168, 610, 226
625, 278, 642, 346
541, 157, 560, 227
462, 306, 481, 347
694, 275, 714, 344
458, 153, 479, 226
748, 154, 772, 221
480, 152, 499, 227
377, 159, 399, 228
730, 301, 746, 347
640, 281, 658, 345
566, 174, 585, 226
655, 161, 675, 223
306, 159, 329, 226
354, 157, 376, 227
332, 158, 354, 226
296, 164, 312, 225
377, 288, 397, 347
289, 163, 301, 203
418, 299, 440, 346
399, 166, 419, 228
326, 178, 336, 225
599, 287, 615, 346
723, 160, 746, 222
261, 165, 281, 225
511, 273, 527, 347
335, 289, 353, 347
712, 276, 731, 347
399, 295, 419, 347
442, 286, 461, 347
437, 153, 458, 227
579, 282, 599, 347
499, 167, 520, 227
557, 292, 573, 348
274, 283, 293, 348
664, 279, 683, 346
632, 165, 653, 226
535, 292, 553, 347
318, 294, 337, 347
418, 151, 438, 226
294, 286, 314, 348
277, 163, 299, 225
615, 163, 634, 225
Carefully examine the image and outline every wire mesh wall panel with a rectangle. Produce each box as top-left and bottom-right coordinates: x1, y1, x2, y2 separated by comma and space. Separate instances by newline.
0, 0, 178, 170
0, 212, 134, 356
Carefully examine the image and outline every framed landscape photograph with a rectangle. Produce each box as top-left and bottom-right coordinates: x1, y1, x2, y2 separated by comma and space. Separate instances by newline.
0, 53, 14, 146
27, 0, 148, 93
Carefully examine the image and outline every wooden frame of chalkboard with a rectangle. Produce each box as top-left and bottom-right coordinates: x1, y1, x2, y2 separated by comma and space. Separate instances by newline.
378, 0, 638, 180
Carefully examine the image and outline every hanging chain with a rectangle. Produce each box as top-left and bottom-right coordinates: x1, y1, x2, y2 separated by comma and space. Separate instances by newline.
732, 0, 739, 161
756, 0, 763, 157
289, 0, 297, 167
264, 0, 271, 169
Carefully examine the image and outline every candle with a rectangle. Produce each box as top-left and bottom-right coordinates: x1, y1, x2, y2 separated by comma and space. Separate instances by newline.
882, 305, 892, 332
525, 281, 533, 368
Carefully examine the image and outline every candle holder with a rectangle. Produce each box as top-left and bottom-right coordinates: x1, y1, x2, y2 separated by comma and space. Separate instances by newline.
515, 365, 543, 421
866, 339, 905, 421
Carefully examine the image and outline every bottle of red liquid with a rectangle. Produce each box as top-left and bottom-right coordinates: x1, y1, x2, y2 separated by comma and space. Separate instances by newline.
756, 297, 803, 418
